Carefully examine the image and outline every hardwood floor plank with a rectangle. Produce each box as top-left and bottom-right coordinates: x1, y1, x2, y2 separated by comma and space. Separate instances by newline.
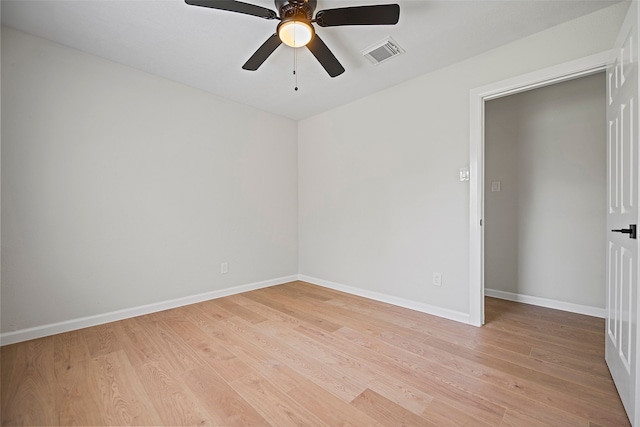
224, 294, 307, 329
287, 320, 437, 418
529, 346, 613, 379
164, 315, 251, 382
132, 317, 205, 374
84, 323, 121, 357
192, 298, 236, 320
113, 319, 163, 368
208, 297, 268, 324
499, 409, 556, 427
261, 320, 379, 386
218, 316, 367, 401
91, 350, 162, 425
264, 286, 424, 340
135, 360, 212, 425
54, 331, 105, 426
485, 297, 604, 332
55, 359, 106, 426
192, 310, 310, 394
286, 379, 383, 427
0, 343, 18, 412
350, 388, 436, 426
230, 372, 327, 426
1, 337, 56, 426
366, 377, 434, 416
243, 290, 342, 332
285, 286, 334, 302
182, 364, 269, 426
390, 313, 534, 357
483, 317, 602, 353
260, 283, 333, 302
421, 399, 495, 427
53, 328, 89, 350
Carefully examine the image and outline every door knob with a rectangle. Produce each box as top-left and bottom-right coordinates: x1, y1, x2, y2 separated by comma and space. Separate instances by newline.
612, 224, 637, 239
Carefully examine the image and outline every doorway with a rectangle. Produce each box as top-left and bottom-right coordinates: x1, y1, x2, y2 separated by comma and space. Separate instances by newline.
483, 72, 606, 317
468, 51, 611, 327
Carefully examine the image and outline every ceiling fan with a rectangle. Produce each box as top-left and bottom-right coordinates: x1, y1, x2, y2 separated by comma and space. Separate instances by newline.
185, 0, 400, 77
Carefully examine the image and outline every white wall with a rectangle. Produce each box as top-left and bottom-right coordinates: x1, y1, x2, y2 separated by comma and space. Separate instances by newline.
298, 3, 627, 318
485, 73, 606, 310
1, 27, 298, 334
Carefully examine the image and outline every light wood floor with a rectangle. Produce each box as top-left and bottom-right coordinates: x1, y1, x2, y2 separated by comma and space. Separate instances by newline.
1, 281, 630, 426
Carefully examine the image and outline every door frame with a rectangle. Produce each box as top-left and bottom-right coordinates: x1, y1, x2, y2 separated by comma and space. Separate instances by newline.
468, 50, 614, 327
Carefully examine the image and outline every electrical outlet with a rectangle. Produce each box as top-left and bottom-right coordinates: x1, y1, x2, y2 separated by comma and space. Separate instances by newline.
432, 272, 442, 286
221, 262, 228, 274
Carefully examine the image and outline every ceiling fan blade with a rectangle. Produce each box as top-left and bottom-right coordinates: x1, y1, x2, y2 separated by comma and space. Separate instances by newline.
306, 34, 345, 78
185, 0, 277, 20
315, 4, 400, 27
242, 34, 282, 71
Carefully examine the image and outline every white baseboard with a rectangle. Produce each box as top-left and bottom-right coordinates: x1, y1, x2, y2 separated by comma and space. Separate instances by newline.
298, 275, 471, 325
484, 288, 606, 318
11, 276, 598, 346
0, 275, 298, 346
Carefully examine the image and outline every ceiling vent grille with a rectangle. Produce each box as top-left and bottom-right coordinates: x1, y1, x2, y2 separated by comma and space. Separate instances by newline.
362, 37, 404, 65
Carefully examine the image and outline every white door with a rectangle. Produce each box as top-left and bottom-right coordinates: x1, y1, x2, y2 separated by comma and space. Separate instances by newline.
606, 1, 638, 424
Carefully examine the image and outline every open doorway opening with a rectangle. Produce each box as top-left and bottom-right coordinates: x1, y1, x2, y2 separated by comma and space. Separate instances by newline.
483, 72, 606, 319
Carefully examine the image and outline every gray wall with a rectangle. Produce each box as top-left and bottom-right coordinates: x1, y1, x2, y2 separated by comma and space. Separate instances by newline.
484, 72, 606, 309
1, 27, 299, 333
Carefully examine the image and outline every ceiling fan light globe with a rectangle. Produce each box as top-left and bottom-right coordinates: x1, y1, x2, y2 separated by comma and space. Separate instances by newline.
278, 20, 314, 47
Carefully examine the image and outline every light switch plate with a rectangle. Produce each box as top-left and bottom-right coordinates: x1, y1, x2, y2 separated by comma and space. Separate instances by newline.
491, 181, 501, 192
459, 168, 470, 181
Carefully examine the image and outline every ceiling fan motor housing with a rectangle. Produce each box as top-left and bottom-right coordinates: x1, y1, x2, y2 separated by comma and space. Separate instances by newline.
275, 0, 316, 20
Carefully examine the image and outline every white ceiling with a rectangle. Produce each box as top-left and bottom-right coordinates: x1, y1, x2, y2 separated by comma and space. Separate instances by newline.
1, 0, 624, 120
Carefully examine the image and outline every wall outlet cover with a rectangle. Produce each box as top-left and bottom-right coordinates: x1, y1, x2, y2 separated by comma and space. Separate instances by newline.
432, 272, 442, 286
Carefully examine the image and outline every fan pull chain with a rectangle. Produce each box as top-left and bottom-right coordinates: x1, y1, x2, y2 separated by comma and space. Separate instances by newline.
293, 25, 299, 92
294, 48, 299, 91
